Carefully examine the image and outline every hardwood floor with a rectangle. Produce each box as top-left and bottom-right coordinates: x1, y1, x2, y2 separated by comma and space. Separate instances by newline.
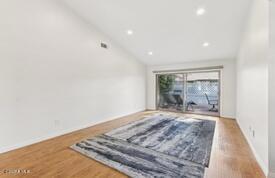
0, 111, 265, 178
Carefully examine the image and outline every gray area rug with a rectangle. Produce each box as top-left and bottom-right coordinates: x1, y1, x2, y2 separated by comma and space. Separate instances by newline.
72, 135, 205, 178
106, 114, 216, 167
71, 114, 216, 178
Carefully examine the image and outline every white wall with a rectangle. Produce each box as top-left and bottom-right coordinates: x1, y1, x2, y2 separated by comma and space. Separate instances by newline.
147, 59, 236, 118
0, 0, 146, 153
269, 0, 275, 177
236, 0, 269, 175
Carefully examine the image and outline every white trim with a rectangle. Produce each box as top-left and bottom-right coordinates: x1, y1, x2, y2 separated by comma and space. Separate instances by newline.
0, 110, 145, 154
236, 119, 269, 176
269, 172, 275, 178
220, 116, 236, 120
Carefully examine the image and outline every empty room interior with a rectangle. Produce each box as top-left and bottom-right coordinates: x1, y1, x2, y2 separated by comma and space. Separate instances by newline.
0, 0, 274, 178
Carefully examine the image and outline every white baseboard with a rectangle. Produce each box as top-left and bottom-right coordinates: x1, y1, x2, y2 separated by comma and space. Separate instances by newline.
236, 119, 269, 176
220, 116, 236, 120
0, 109, 145, 154
269, 172, 275, 178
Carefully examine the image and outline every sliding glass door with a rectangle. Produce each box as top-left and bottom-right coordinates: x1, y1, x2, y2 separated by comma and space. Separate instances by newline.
156, 71, 220, 116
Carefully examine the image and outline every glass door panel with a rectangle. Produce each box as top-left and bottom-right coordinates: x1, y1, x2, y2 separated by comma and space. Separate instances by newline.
185, 72, 220, 116
157, 74, 185, 111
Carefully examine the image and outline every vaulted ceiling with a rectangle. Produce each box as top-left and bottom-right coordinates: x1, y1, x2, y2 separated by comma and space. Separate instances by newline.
62, 0, 251, 65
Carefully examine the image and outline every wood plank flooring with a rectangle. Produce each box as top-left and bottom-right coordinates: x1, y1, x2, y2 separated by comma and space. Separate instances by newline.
0, 111, 265, 178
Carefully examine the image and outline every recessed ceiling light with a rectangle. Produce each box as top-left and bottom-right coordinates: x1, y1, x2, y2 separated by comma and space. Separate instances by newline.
196, 8, 206, 16
148, 51, 153, 55
203, 42, 210, 47
127, 30, 133, 35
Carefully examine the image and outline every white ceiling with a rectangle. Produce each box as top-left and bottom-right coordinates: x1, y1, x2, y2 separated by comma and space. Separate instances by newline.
61, 0, 251, 65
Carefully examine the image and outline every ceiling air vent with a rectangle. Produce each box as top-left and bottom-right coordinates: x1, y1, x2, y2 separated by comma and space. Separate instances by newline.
100, 42, 108, 49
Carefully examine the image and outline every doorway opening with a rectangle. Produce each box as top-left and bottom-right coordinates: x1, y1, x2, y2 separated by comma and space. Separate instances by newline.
156, 71, 220, 116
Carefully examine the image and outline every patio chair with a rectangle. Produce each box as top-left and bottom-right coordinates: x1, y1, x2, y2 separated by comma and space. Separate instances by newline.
205, 93, 218, 112
161, 94, 177, 107
186, 100, 197, 111
172, 94, 183, 106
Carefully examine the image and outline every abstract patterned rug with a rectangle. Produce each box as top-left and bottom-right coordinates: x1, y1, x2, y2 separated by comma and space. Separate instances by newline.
71, 114, 216, 178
